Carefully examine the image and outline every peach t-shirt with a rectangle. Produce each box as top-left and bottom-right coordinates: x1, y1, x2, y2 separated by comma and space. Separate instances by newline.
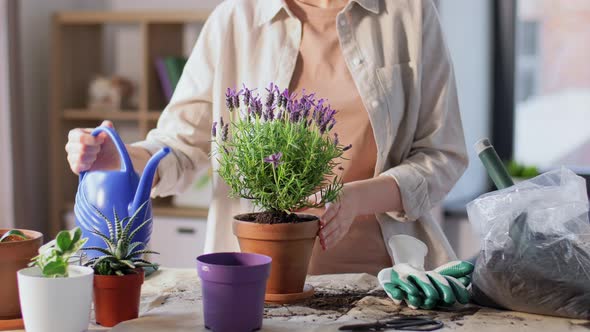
287, 0, 392, 275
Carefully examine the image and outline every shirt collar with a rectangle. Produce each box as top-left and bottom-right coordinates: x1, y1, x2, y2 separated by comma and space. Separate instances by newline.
256, 0, 380, 26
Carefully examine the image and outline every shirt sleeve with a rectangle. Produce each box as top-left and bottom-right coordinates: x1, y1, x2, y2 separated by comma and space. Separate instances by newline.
132, 3, 229, 197
379, 0, 468, 222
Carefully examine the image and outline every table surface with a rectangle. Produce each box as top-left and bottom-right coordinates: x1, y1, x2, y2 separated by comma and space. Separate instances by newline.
6, 268, 590, 332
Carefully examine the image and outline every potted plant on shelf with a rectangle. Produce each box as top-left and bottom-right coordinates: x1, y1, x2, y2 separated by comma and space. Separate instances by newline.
82, 201, 159, 327
0, 229, 43, 326
212, 83, 350, 303
17, 227, 93, 332
506, 160, 540, 182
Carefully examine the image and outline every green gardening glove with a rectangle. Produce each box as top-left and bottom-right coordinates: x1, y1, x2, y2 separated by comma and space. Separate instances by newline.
378, 235, 474, 309
434, 261, 474, 305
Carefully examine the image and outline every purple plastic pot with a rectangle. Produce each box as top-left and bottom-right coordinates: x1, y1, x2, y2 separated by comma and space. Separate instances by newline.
197, 252, 272, 332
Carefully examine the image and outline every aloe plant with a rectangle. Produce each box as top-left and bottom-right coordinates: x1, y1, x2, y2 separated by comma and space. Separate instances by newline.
82, 201, 159, 276
30, 227, 88, 278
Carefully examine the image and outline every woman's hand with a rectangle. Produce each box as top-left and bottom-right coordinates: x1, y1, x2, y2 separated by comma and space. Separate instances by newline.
65, 120, 120, 174
316, 183, 360, 250
308, 176, 404, 250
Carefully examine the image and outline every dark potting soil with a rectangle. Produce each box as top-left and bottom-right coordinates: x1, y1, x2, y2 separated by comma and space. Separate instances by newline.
472, 226, 590, 320
238, 211, 317, 225
266, 290, 388, 313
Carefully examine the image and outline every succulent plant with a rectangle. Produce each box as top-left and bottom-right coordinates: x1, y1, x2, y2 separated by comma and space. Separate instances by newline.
82, 201, 159, 276
30, 227, 88, 278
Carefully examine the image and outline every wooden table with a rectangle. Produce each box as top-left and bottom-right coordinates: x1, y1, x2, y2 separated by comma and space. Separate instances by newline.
5, 268, 590, 331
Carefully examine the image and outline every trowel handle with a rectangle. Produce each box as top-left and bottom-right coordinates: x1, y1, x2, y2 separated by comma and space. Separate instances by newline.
474, 138, 515, 190
79, 126, 135, 182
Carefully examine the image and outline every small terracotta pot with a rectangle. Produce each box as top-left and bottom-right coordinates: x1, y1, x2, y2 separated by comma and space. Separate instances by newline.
93, 269, 144, 327
232, 214, 319, 299
0, 229, 43, 319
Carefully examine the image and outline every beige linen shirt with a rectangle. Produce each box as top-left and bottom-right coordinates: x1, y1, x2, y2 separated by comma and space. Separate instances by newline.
134, 0, 468, 269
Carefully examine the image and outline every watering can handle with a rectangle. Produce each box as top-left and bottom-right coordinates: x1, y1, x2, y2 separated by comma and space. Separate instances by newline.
78, 126, 135, 182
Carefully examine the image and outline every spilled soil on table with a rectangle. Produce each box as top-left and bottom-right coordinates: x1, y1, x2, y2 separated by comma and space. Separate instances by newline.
265, 290, 388, 314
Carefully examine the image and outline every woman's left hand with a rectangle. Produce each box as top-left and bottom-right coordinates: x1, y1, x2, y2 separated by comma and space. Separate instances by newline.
314, 184, 360, 250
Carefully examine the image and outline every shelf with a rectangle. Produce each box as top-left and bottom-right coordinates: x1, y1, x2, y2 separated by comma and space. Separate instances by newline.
50, 10, 212, 238
56, 11, 210, 24
63, 109, 142, 121
63, 202, 208, 219
153, 206, 209, 218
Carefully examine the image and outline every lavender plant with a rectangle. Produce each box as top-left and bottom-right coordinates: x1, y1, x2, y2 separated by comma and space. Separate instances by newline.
212, 83, 351, 215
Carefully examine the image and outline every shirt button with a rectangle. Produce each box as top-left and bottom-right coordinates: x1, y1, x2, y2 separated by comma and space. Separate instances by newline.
353, 58, 362, 66
371, 100, 379, 108
339, 17, 346, 27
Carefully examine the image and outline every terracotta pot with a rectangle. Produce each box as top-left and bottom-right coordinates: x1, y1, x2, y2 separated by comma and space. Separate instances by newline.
232, 214, 319, 298
0, 229, 43, 319
93, 269, 144, 327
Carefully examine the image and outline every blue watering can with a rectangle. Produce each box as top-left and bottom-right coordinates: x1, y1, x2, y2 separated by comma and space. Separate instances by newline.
74, 126, 170, 258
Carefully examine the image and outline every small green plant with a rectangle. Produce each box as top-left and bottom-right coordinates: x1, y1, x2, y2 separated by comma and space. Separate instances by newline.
506, 160, 539, 179
82, 201, 159, 276
212, 83, 350, 214
30, 227, 88, 278
0, 229, 28, 243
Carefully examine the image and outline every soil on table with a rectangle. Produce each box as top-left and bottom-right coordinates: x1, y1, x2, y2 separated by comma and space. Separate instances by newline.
266, 290, 388, 313
238, 211, 318, 225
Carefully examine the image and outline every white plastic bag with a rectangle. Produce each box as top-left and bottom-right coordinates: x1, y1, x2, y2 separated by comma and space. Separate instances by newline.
467, 167, 590, 319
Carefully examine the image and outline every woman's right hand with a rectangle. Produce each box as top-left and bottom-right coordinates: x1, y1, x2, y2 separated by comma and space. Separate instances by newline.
65, 120, 121, 174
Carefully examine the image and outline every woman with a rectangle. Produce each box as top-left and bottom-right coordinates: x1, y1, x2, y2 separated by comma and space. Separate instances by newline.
66, 0, 467, 275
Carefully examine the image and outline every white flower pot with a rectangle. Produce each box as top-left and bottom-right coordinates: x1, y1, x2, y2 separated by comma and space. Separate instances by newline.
17, 266, 94, 332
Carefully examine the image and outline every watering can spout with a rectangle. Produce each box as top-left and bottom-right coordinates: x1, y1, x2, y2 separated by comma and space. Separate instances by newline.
131, 147, 171, 215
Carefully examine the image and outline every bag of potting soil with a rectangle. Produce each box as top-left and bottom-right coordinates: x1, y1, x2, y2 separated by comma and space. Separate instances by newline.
466, 168, 590, 319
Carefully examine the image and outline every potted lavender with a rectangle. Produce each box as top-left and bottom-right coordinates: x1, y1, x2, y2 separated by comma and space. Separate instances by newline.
212, 83, 350, 303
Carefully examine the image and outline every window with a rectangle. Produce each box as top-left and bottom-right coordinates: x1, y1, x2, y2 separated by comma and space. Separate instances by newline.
513, 0, 590, 172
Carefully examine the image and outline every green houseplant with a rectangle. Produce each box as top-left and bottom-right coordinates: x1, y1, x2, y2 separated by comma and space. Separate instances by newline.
0, 228, 43, 323
82, 201, 159, 327
17, 227, 93, 332
506, 160, 540, 181
212, 83, 350, 303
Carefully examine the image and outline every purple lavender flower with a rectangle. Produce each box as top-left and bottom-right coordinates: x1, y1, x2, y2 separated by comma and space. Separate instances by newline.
221, 123, 229, 142
313, 98, 325, 121
251, 97, 263, 117
242, 84, 255, 106
327, 117, 336, 131
279, 89, 297, 109
299, 91, 315, 120
342, 144, 352, 151
318, 105, 337, 133
225, 88, 234, 109
233, 89, 243, 109
266, 107, 275, 121
211, 121, 218, 137
277, 89, 287, 108
265, 82, 277, 108
333, 133, 339, 146
263, 152, 283, 168
220, 116, 224, 129
225, 88, 242, 111
288, 100, 301, 122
